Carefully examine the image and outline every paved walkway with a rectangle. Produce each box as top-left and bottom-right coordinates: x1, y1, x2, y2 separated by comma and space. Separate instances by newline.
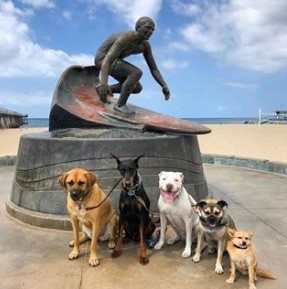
1, 165, 286, 289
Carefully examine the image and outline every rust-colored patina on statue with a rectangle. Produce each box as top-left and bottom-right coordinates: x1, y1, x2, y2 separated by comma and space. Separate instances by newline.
94, 16, 170, 115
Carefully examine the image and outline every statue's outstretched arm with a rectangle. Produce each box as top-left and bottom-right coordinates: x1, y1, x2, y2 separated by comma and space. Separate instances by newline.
143, 42, 170, 100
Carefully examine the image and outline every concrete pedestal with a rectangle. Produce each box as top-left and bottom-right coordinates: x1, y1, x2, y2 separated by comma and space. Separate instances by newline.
7, 128, 208, 230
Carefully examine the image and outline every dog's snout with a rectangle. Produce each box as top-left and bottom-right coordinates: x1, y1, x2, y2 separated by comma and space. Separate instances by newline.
207, 215, 217, 224
242, 241, 246, 246
166, 183, 174, 192
70, 190, 81, 201
125, 178, 131, 185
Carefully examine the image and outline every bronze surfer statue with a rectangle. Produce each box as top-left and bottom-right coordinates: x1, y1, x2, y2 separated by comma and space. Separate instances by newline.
94, 16, 170, 115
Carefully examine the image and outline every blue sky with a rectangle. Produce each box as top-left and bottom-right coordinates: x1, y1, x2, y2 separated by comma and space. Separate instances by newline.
0, 0, 287, 118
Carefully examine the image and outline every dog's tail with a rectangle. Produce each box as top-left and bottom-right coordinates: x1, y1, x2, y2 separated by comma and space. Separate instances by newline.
256, 268, 276, 280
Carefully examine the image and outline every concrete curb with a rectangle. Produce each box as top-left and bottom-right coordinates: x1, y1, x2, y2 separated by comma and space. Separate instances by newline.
0, 155, 17, 166
201, 154, 287, 175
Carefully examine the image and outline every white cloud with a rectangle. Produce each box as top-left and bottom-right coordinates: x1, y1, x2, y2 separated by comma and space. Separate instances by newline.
223, 81, 258, 89
21, 0, 55, 9
0, 1, 92, 78
170, 0, 200, 17
89, 0, 162, 27
62, 10, 72, 21
161, 59, 189, 70
0, 89, 51, 107
173, 0, 287, 73
168, 41, 190, 52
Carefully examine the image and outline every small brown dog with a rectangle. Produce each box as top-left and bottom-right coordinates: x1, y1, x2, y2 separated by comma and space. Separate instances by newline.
59, 168, 118, 267
226, 228, 276, 289
192, 198, 236, 274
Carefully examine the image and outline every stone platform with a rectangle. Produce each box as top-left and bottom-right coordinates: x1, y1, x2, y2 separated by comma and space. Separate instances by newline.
7, 128, 208, 230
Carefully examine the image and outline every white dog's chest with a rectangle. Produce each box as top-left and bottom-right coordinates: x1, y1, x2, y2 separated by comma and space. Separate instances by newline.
160, 200, 193, 236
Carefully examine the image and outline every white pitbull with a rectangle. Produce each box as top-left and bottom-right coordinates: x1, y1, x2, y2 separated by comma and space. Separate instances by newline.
154, 171, 198, 258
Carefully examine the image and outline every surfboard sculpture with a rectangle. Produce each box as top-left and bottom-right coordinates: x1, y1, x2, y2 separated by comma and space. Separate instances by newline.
49, 65, 211, 135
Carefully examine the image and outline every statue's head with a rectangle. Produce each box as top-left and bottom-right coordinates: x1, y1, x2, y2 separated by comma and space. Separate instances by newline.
135, 17, 155, 30
135, 16, 155, 40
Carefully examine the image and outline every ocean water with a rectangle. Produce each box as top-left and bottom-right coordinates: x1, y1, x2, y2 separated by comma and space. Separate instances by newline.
23, 117, 259, 128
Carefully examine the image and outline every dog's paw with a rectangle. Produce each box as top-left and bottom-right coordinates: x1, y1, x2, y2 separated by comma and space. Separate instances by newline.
108, 240, 116, 249
249, 284, 257, 289
192, 254, 201, 263
181, 248, 191, 258
111, 249, 121, 258
226, 277, 234, 284
68, 250, 79, 260
154, 241, 164, 250
89, 257, 100, 267
139, 256, 149, 265
215, 264, 224, 274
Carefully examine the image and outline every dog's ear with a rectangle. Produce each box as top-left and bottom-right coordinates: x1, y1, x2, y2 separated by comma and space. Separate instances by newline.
134, 153, 145, 164
217, 199, 228, 208
85, 172, 97, 188
159, 171, 166, 178
196, 200, 207, 208
58, 173, 68, 189
191, 204, 198, 214
193, 200, 206, 215
228, 228, 236, 238
111, 153, 121, 165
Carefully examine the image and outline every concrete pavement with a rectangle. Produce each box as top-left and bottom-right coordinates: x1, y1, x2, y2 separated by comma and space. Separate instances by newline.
1, 164, 286, 289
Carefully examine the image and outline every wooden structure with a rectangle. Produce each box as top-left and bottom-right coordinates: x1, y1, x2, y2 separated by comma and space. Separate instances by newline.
0, 108, 28, 129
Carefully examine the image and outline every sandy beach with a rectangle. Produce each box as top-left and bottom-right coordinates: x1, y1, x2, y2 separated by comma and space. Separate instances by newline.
0, 124, 286, 163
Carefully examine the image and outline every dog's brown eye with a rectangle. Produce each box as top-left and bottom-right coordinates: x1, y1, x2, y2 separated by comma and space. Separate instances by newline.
238, 236, 242, 239
204, 211, 210, 215
214, 211, 220, 216
67, 180, 74, 186
78, 181, 85, 186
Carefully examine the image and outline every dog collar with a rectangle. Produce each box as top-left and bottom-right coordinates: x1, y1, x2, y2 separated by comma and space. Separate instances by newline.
233, 244, 247, 250
123, 174, 149, 212
75, 190, 91, 209
80, 190, 90, 201
124, 173, 142, 196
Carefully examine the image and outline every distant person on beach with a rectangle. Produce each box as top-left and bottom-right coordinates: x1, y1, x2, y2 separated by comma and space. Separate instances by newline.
94, 16, 170, 115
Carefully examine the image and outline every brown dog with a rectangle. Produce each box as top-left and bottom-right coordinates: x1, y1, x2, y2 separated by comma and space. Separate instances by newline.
192, 198, 236, 274
59, 168, 118, 267
226, 229, 276, 289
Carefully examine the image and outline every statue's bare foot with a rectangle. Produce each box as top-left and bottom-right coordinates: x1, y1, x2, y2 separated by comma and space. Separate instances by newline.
114, 104, 135, 115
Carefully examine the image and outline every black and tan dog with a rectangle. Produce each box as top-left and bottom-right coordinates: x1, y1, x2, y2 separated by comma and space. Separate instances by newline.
111, 154, 155, 265
192, 198, 236, 274
59, 168, 118, 267
226, 229, 276, 289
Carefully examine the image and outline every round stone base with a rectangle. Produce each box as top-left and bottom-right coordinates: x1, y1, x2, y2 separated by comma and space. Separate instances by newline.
7, 128, 209, 229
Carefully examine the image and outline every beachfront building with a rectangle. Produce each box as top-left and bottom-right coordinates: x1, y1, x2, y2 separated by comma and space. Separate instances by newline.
0, 108, 28, 129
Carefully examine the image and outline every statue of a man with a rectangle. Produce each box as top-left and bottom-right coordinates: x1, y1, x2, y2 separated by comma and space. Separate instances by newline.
94, 16, 170, 115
